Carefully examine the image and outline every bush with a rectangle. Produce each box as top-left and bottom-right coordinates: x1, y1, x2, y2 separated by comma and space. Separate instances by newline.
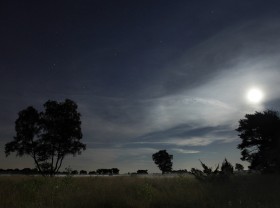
191, 160, 220, 181
221, 158, 234, 176
191, 159, 234, 181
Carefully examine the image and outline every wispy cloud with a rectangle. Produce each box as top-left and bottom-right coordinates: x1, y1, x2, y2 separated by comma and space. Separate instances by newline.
171, 148, 200, 154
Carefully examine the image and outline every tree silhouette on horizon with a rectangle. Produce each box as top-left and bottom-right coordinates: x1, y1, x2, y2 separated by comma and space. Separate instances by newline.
152, 150, 173, 174
236, 110, 280, 173
5, 99, 86, 176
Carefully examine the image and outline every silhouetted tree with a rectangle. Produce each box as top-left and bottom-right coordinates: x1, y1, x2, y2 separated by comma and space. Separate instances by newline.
152, 150, 173, 174
235, 163, 244, 172
5, 99, 86, 176
236, 110, 280, 173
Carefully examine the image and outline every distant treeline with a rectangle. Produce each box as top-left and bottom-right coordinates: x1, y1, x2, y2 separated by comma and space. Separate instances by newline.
0, 168, 190, 175
0, 168, 120, 175
129, 169, 189, 175
0, 168, 39, 175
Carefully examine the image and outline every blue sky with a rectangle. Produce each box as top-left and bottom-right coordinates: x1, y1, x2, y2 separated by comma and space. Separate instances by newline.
1, 0, 280, 173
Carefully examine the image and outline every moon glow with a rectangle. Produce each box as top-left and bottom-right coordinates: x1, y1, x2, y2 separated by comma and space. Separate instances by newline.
247, 88, 264, 104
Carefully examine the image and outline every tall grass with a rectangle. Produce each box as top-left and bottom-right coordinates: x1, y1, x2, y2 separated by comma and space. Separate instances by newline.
0, 175, 279, 208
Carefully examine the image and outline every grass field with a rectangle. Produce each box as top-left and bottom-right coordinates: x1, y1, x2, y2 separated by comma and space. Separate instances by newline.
0, 174, 280, 208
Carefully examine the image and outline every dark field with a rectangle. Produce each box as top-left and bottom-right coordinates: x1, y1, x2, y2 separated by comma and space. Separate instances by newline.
0, 175, 279, 208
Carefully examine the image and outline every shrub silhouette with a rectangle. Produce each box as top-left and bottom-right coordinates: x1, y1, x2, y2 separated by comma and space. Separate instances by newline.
88, 171, 97, 175
221, 158, 234, 176
137, 170, 148, 174
191, 159, 235, 181
172, 169, 188, 174
191, 160, 219, 181
235, 163, 244, 172
111, 168, 120, 175
96, 168, 119, 175
80, 170, 87, 175
71, 170, 78, 175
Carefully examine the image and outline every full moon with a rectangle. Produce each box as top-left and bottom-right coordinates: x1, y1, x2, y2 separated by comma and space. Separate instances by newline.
247, 88, 264, 104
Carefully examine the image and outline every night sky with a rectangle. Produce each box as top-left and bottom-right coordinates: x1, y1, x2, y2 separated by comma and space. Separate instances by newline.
1, 0, 280, 173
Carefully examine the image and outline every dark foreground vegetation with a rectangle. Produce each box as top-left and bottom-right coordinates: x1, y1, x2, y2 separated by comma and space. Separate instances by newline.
0, 175, 280, 208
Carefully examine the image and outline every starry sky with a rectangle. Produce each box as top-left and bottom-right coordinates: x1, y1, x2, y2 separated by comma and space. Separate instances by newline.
1, 0, 280, 173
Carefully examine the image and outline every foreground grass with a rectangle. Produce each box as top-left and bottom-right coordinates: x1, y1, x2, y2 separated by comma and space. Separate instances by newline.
0, 175, 280, 208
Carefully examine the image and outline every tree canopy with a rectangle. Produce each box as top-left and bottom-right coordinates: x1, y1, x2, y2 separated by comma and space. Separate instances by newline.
152, 150, 173, 174
5, 99, 86, 176
236, 110, 280, 173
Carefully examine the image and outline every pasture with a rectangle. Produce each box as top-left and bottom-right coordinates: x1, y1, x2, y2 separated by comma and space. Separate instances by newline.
0, 174, 279, 208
